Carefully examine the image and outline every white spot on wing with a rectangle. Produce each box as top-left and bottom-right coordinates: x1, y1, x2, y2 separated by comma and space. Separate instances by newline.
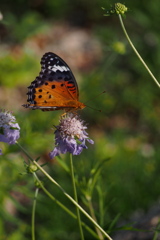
61, 66, 69, 71
48, 65, 69, 72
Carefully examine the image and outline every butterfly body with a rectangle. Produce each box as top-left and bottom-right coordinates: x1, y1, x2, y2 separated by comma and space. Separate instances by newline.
23, 52, 86, 112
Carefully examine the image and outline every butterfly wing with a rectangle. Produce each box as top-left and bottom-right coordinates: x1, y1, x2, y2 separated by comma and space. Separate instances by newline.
41, 52, 79, 100
23, 52, 85, 111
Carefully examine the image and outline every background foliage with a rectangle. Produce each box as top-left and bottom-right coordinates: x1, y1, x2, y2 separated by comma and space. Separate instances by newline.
0, 0, 160, 239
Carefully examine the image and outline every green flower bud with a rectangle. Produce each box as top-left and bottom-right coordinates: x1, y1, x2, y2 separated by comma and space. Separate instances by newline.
102, 3, 128, 16
112, 41, 126, 54
28, 164, 38, 173
115, 3, 128, 15
35, 180, 43, 188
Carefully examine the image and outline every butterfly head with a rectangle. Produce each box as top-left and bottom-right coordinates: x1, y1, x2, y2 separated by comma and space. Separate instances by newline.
74, 101, 86, 110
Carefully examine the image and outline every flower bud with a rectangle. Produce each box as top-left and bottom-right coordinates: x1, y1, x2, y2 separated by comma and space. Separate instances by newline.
115, 3, 128, 15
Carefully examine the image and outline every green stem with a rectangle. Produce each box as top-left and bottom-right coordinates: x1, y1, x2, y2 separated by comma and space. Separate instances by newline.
88, 200, 104, 240
31, 187, 39, 240
33, 172, 99, 239
16, 141, 35, 162
33, 172, 76, 218
152, 218, 160, 240
69, 154, 84, 240
17, 142, 112, 240
32, 160, 112, 239
118, 14, 160, 88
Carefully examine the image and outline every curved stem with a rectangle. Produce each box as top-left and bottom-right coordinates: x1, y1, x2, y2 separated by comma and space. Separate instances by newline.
69, 154, 84, 240
17, 142, 112, 240
153, 218, 160, 240
118, 14, 160, 88
31, 187, 39, 240
88, 200, 104, 240
32, 160, 112, 239
33, 172, 99, 239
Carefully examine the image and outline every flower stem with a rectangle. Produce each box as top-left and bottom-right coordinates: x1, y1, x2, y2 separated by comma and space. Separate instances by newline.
88, 200, 104, 240
32, 159, 112, 239
118, 14, 160, 88
31, 187, 39, 240
153, 218, 160, 240
33, 172, 99, 239
69, 154, 84, 240
16, 141, 35, 162
17, 142, 112, 240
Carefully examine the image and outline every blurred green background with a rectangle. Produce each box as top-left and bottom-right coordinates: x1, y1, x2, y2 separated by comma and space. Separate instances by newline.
0, 0, 160, 239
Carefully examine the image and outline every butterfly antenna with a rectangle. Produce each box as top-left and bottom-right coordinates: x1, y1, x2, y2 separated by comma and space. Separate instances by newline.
83, 90, 106, 112
84, 90, 106, 105
85, 104, 102, 112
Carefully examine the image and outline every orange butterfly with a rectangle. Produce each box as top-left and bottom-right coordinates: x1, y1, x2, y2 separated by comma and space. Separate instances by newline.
22, 52, 86, 112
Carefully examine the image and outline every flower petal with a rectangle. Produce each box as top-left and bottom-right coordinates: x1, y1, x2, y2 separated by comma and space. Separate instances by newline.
87, 138, 94, 144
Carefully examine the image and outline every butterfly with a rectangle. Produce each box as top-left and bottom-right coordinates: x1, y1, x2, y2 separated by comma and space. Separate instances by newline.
22, 52, 86, 112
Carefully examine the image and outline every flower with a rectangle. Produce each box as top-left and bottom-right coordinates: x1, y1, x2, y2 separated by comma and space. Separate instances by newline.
0, 110, 20, 154
49, 114, 94, 158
